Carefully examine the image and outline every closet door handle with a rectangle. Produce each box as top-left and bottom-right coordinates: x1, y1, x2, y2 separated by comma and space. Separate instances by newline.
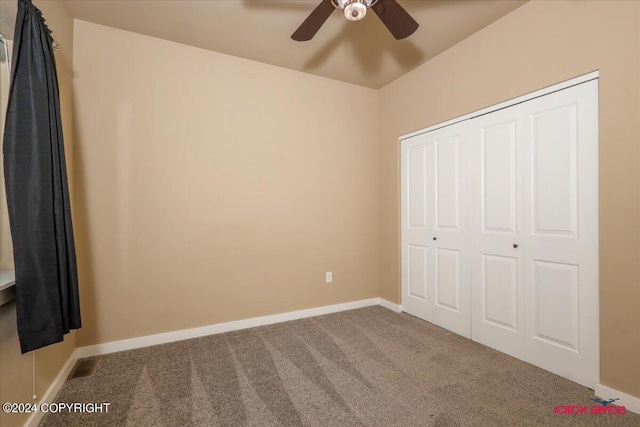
433, 237, 437, 241
513, 244, 519, 248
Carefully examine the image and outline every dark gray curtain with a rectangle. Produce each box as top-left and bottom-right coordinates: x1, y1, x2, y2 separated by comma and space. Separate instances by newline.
3, 0, 80, 353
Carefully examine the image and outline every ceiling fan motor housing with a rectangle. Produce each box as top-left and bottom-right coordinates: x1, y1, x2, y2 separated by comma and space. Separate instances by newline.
333, 0, 377, 21
332, 0, 376, 9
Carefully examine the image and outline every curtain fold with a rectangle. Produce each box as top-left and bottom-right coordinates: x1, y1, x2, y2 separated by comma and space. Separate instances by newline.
3, 0, 80, 353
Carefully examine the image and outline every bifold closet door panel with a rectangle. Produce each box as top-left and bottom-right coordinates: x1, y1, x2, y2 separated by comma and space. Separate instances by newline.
401, 122, 471, 338
401, 133, 432, 322
427, 124, 470, 338
469, 106, 526, 360
523, 80, 599, 388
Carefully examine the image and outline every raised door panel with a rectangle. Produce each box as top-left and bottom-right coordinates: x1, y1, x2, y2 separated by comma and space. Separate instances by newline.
408, 245, 429, 300
532, 260, 579, 351
483, 254, 518, 331
435, 248, 460, 312
408, 145, 428, 229
435, 136, 460, 231
482, 122, 517, 233
531, 105, 578, 236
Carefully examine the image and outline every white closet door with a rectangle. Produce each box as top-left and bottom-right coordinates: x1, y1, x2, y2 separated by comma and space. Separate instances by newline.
428, 124, 470, 338
401, 133, 432, 321
469, 80, 598, 387
469, 106, 525, 359
401, 77, 598, 389
401, 122, 470, 338
522, 80, 599, 388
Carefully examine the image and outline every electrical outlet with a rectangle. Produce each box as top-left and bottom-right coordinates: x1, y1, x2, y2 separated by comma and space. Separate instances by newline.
326, 272, 332, 283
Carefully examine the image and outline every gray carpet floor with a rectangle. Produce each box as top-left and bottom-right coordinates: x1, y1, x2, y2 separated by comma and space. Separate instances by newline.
40, 306, 639, 426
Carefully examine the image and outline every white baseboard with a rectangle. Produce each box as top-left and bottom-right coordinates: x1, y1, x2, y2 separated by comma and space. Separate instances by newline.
378, 298, 402, 313
595, 383, 640, 414
24, 348, 81, 427
77, 298, 382, 358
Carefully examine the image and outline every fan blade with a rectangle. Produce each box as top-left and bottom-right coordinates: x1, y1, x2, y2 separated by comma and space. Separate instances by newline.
291, 0, 336, 41
371, 0, 419, 40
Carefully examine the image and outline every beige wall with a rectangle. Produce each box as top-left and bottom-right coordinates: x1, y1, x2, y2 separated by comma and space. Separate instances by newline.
72, 20, 380, 346
0, 2, 76, 427
379, 0, 640, 398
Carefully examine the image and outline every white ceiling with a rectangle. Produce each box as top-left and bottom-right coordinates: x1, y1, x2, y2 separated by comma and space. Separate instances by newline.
2, 1, 527, 89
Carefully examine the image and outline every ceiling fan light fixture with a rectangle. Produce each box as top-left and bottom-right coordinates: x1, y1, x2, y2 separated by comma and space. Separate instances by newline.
292, 0, 417, 42
344, 0, 367, 21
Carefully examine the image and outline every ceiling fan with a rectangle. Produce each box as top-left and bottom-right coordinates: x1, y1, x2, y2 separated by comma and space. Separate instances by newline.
292, 0, 419, 42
